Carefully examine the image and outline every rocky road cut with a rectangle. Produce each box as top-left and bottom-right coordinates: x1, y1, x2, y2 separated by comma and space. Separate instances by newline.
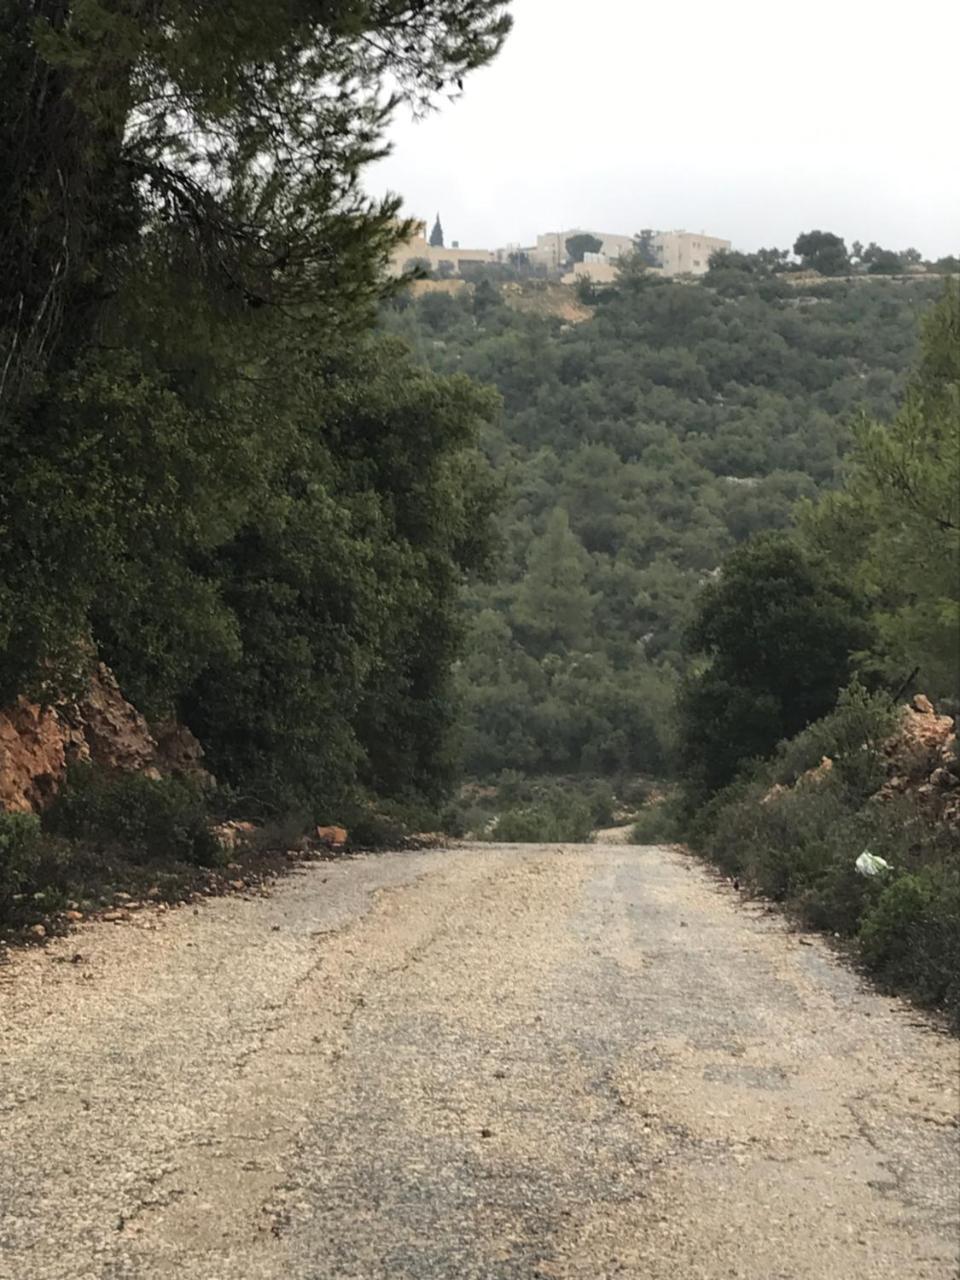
1, 842, 957, 1279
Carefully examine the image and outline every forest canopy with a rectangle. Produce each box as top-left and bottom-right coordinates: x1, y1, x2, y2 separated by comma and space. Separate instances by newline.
382, 269, 948, 780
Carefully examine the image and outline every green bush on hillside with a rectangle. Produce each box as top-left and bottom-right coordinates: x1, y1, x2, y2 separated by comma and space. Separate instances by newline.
859, 869, 960, 1012
490, 798, 594, 843
770, 682, 897, 797
689, 681, 959, 1022
630, 798, 683, 845
480, 776, 616, 843
43, 767, 221, 867
0, 814, 51, 923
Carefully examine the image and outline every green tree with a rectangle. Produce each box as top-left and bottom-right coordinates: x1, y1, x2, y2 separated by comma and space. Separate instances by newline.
861, 243, 903, 275
803, 282, 960, 698
473, 279, 502, 319
634, 230, 659, 267
178, 337, 500, 813
1, 2, 511, 408
793, 230, 850, 276
565, 233, 604, 264
0, 1, 510, 702
677, 534, 871, 799
512, 509, 597, 652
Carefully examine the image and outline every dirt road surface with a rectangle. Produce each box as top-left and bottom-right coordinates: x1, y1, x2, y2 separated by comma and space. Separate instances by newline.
1, 842, 957, 1279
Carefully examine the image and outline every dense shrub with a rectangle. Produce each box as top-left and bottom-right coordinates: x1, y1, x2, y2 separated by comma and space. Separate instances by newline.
490, 797, 594, 843
858, 868, 960, 1016
478, 776, 615, 843
0, 814, 51, 923
343, 795, 451, 849
630, 798, 683, 845
43, 767, 221, 867
689, 682, 960, 1023
770, 682, 897, 797
0, 813, 43, 890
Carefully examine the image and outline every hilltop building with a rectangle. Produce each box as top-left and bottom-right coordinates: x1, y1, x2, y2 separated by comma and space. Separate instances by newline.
562, 229, 731, 283
389, 219, 497, 276
528, 229, 636, 272
388, 217, 731, 282
564, 254, 620, 285
653, 230, 730, 275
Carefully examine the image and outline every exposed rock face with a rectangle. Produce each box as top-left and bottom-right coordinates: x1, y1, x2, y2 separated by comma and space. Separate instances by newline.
800, 755, 834, 786
0, 665, 213, 814
212, 820, 258, 851
761, 755, 833, 806
884, 694, 957, 781
759, 694, 958, 825
152, 719, 215, 788
0, 700, 72, 812
878, 694, 958, 827
77, 664, 160, 778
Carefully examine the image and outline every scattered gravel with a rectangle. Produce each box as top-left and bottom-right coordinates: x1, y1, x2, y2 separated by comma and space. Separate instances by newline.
1, 843, 956, 1278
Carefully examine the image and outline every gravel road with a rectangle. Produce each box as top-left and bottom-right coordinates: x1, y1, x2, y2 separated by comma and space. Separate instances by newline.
1, 842, 957, 1279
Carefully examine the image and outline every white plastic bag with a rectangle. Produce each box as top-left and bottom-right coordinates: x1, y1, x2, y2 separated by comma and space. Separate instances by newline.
855, 850, 893, 877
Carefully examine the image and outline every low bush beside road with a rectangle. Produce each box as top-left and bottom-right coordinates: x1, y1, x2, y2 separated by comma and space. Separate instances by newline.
688, 686, 960, 1025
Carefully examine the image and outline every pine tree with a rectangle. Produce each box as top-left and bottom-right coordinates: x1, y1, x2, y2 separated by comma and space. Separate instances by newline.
512, 509, 597, 652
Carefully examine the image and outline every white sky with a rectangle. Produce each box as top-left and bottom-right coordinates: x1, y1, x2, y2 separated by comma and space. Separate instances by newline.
368, 0, 960, 258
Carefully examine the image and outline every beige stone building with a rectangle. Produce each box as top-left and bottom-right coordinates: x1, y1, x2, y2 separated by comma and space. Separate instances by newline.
388, 221, 497, 277
530, 227, 731, 278
528, 229, 635, 272
387, 219, 732, 282
653, 230, 730, 276
562, 256, 621, 286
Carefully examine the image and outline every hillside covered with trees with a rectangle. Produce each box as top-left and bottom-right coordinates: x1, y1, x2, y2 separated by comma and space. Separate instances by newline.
382, 267, 947, 779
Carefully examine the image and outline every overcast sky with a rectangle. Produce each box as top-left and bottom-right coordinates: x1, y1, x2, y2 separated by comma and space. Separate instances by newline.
368, 0, 960, 258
